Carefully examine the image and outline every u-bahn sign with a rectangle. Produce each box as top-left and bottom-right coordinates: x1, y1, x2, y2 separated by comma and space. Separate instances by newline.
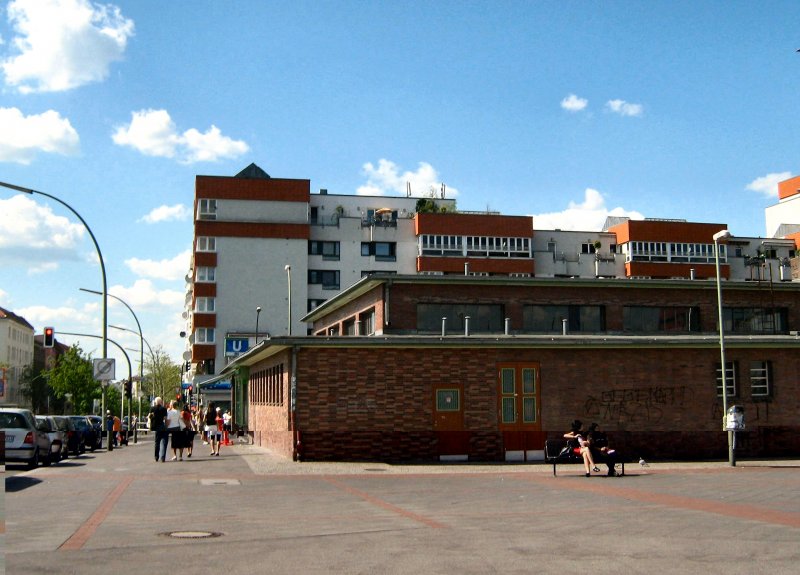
225, 337, 249, 357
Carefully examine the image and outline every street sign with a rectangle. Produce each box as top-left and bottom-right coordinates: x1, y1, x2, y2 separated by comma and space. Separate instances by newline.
93, 358, 116, 381
225, 337, 249, 356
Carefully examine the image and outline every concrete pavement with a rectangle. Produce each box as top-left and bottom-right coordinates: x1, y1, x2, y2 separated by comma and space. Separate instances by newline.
4, 434, 800, 574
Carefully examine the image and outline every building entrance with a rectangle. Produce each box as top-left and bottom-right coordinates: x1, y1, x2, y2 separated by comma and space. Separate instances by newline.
497, 363, 543, 461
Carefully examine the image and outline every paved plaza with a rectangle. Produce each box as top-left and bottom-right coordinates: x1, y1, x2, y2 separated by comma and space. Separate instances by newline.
4, 436, 799, 574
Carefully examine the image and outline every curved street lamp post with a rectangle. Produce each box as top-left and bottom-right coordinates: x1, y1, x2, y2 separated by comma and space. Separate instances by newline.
1, 181, 109, 418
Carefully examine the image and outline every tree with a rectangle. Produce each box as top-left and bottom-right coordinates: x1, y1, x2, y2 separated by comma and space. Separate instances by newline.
143, 346, 181, 403
19, 364, 50, 413
46, 344, 101, 414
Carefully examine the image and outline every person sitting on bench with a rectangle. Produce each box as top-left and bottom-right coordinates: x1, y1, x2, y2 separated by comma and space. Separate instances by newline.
587, 422, 619, 476
564, 419, 600, 477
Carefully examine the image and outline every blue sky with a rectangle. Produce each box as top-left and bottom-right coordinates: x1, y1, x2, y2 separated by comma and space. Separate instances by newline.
1, 0, 798, 373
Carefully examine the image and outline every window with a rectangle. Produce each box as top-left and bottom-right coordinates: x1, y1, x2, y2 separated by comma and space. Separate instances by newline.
623, 306, 700, 332
723, 307, 787, 334
417, 303, 505, 333
309, 240, 340, 260
195, 328, 215, 344
523, 305, 605, 333
196, 266, 215, 282
197, 237, 216, 252
195, 297, 215, 313
308, 270, 340, 289
715, 362, 737, 398
750, 361, 772, 397
436, 389, 460, 412
198, 199, 217, 220
360, 308, 376, 335
307, 299, 326, 312
362, 241, 396, 261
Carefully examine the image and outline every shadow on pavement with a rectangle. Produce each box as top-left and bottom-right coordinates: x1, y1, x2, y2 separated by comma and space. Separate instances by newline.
5, 475, 43, 492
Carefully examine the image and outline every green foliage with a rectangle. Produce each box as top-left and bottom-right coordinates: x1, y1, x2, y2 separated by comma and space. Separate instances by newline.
46, 344, 101, 414
19, 364, 49, 412
143, 346, 181, 403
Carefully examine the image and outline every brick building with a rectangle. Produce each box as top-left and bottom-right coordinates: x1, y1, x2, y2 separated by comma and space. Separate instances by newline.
221, 273, 800, 462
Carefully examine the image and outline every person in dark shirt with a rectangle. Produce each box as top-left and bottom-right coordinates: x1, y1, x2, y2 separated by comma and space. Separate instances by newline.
587, 422, 619, 476
148, 396, 169, 462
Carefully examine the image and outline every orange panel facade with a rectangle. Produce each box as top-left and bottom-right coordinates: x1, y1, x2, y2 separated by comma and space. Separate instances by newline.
415, 212, 534, 237
196, 176, 310, 202
625, 261, 729, 280
195, 220, 309, 240
608, 219, 728, 244
777, 175, 800, 200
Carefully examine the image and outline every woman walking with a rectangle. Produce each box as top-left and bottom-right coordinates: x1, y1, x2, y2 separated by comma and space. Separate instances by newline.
166, 400, 184, 461
182, 405, 195, 458
205, 402, 220, 456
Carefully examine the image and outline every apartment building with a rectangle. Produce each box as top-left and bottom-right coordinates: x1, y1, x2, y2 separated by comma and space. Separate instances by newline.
187, 166, 800, 418
0, 306, 34, 405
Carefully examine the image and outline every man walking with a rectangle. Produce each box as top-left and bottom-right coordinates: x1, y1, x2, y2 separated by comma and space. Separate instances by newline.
148, 397, 169, 462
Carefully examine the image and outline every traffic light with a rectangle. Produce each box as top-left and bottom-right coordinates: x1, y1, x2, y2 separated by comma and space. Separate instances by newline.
124, 379, 132, 399
185, 360, 191, 372
43, 327, 55, 348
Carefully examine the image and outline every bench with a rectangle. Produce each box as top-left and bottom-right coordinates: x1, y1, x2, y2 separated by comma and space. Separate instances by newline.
544, 439, 624, 477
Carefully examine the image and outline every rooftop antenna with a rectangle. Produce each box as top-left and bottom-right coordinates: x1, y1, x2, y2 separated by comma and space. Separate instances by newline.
440, 183, 446, 199
406, 181, 411, 197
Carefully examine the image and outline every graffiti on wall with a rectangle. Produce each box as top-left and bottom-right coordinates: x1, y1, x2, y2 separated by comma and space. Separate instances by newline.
584, 386, 690, 424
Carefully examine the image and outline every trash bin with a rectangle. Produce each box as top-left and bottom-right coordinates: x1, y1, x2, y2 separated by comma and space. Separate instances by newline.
724, 405, 745, 431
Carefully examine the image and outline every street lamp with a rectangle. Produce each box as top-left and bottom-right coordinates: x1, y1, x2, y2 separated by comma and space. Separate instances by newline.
111, 322, 155, 439
285, 265, 292, 336
1, 181, 109, 416
255, 306, 262, 345
713, 229, 735, 467
83, 288, 143, 443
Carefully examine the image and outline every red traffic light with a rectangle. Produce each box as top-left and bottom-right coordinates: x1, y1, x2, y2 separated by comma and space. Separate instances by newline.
43, 327, 55, 348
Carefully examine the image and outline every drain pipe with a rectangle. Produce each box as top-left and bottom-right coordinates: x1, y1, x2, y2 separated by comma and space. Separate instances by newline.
290, 345, 301, 461
464, 316, 471, 337
562, 318, 568, 336
505, 317, 510, 335
441, 317, 447, 337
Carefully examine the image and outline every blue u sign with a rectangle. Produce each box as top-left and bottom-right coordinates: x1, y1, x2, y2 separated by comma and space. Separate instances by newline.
225, 337, 250, 356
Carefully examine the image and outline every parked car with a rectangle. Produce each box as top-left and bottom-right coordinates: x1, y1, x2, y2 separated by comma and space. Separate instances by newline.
86, 415, 104, 450
52, 415, 80, 457
65, 415, 95, 453
35, 415, 67, 462
1, 408, 53, 469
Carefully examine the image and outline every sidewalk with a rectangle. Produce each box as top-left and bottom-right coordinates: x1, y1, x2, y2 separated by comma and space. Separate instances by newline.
5, 434, 800, 574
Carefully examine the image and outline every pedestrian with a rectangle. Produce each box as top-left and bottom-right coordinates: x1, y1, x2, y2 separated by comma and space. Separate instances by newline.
200, 405, 209, 445
166, 400, 184, 461
105, 410, 115, 446
182, 404, 195, 458
205, 402, 221, 456
148, 397, 168, 462
112, 414, 121, 446
223, 409, 231, 443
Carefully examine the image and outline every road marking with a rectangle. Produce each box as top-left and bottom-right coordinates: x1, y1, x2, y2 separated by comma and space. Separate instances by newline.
323, 477, 447, 529
59, 476, 134, 551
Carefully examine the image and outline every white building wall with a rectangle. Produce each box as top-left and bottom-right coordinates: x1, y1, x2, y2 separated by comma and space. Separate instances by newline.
219, 199, 308, 223
0, 316, 34, 405
765, 194, 800, 238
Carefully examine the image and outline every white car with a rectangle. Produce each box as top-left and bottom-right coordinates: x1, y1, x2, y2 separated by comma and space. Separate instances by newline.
36, 415, 68, 462
2, 408, 53, 469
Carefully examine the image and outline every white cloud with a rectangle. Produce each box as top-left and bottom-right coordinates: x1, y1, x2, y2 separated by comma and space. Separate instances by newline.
745, 171, 792, 198
561, 93, 588, 112
606, 99, 643, 117
138, 204, 191, 224
125, 249, 191, 281
531, 188, 644, 231
112, 109, 249, 164
1, 0, 134, 94
0, 107, 79, 163
0, 195, 85, 269
0, 288, 10, 306
356, 159, 459, 198
109, 279, 185, 308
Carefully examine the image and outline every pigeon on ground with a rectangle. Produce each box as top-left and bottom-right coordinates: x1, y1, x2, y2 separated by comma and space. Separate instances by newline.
639, 458, 649, 467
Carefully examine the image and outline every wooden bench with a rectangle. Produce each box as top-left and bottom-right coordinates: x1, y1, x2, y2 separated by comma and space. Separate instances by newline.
544, 439, 624, 477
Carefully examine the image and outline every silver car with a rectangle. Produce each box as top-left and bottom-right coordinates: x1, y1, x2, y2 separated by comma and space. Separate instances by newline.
1, 408, 53, 469
36, 415, 68, 462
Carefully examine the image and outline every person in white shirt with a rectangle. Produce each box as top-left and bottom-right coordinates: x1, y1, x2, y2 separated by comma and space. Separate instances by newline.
165, 401, 185, 461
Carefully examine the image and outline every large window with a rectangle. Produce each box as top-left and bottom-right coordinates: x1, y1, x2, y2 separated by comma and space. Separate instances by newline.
196, 236, 216, 252
523, 305, 605, 333
196, 266, 215, 282
623, 306, 700, 332
195, 297, 215, 313
417, 303, 505, 333
198, 199, 217, 220
715, 361, 737, 398
309, 240, 340, 260
750, 361, 772, 397
723, 307, 787, 334
362, 241, 396, 261
195, 328, 215, 344
308, 270, 340, 290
